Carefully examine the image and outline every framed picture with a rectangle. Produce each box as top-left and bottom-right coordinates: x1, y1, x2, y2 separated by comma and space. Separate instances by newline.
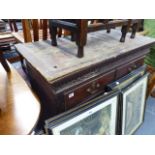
121, 74, 148, 135
45, 92, 119, 135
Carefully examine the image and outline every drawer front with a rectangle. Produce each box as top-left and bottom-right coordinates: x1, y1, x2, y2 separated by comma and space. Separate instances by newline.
116, 57, 144, 79
134, 56, 145, 67
64, 70, 115, 110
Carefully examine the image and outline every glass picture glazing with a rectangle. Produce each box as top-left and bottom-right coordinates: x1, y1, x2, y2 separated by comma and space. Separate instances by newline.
122, 75, 148, 135
52, 96, 118, 135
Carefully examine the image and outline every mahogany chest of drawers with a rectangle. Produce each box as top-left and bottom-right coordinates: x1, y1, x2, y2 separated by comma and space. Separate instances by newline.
15, 30, 155, 129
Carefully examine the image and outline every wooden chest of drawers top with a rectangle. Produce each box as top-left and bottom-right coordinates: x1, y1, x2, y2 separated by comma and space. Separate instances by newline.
15, 29, 155, 84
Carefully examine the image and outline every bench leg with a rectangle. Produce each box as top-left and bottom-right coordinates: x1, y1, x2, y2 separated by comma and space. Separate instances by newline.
77, 46, 84, 58
58, 28, 62, 38
130, 23, 138, 39
20, 57, 27, 73
71, 32, 76, 41
50, 26, 57, 46
120, 25, 128, 42
0, 51, 10, 72
107, 29, 111, 33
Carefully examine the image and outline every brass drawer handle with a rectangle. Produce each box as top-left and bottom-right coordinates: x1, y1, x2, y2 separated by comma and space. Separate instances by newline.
86, 82, 100, 94
86, 88, 99, 94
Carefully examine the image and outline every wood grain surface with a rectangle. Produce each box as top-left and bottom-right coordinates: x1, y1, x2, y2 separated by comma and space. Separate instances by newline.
0, 62, 40, 135
15, 29, 155, 83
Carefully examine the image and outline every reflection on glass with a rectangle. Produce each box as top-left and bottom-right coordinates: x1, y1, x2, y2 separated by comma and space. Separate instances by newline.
124, 84, 144, 135
60, 105, 112, 135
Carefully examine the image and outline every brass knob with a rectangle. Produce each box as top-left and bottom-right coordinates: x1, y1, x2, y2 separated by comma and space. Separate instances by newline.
87, 88, 91, 93
96, 83, 100, 88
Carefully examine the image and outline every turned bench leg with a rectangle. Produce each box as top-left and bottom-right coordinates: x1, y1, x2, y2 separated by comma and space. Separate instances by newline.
107, 29, 111, 33
130, 23, 138, 39
58, 28, 62, 38
77, 46, 84, 58
49, 25, 57, 46
120, 25, 128, 42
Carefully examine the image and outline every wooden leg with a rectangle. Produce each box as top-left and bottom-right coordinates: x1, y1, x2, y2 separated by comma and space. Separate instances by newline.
0, 51, 10, 72
130, 23, 138, 39
21, 57, 25, 70
13, 20, 18, 32
77, 46, 84, 58
139, 20, 144, 31
71, 32, 76, 41
76, 20, 87, 58
107, 29, 111, 33
120, 25, 128, 42
8, 20, 13, 31
58, 28, 62, 38
49, 25, 57, 46
18, 54, 27, 75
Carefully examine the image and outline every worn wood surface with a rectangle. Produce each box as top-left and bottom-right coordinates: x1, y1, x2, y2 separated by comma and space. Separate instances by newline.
0, 32, 16, 45
0, 62, 40, 135
0, 32, 14, 39
15, 29, 155, 83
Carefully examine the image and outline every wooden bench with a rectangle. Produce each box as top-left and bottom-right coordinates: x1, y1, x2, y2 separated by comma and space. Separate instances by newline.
49, 19, 141, 58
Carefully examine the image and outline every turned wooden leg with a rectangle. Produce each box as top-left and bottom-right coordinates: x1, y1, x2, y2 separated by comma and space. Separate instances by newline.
77, 46, 84, 58
76, 20, 87, 58
107, 29, 111, 33
130, 23, 138, 39
58, 28, 62, 38
49, 25, 57, 46
120, 25, 128, 42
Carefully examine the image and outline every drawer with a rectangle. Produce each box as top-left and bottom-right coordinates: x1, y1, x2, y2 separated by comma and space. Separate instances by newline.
134, 56, 144, 67
64, 70, 115, 110
116, 57, 144, 79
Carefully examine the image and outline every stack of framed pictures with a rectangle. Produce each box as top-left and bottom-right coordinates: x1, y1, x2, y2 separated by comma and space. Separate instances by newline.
107, 65, 148, 135
45, 92, 119, 135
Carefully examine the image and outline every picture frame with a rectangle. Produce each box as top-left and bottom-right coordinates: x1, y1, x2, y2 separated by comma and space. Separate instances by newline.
45, 91, 119, 135
121, 74, 148, 135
